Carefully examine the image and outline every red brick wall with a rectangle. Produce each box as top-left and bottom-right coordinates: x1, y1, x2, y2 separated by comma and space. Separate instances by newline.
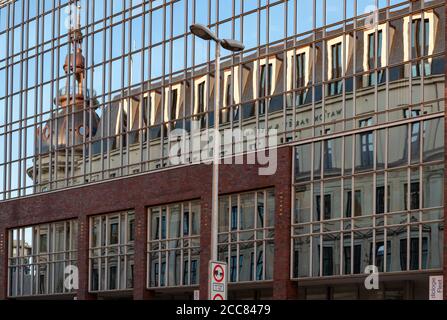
0, 146, 294, 300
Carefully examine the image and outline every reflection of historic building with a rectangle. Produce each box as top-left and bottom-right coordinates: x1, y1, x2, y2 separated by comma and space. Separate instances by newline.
0, 0, 445, 301
24, 6, 445, 197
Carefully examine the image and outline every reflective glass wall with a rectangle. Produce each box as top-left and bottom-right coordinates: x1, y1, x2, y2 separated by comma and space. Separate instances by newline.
292, 117, 444, 278
1, 0, 443, 200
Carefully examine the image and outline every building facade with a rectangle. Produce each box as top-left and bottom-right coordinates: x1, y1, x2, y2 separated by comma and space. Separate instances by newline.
0, 0, 445, 300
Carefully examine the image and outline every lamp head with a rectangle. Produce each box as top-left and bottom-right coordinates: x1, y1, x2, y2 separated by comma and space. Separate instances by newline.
190, 24, 219, 42
221, 39, 245, 52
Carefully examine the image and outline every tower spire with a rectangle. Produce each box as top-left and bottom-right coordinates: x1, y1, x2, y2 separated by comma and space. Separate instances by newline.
60, 0, 85, 108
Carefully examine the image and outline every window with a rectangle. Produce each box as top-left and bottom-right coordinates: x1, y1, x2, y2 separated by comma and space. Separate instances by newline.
109, 266, 117, 290
376, 186, 385, 214
128, 217, 135, 242
256, 250, 264, 280
89, 211, 135, 292
222, 74, 234, 123
148, 201, 200, 288
169, 88, 178, 127
191, 260, 198, 284
259, 63, 272, 115
257, 201, 265, 228
345, 190, 362, 218
329, 42, 342, 95
219, 189, 274, 283
322, 247, 334, 276
316, 194, 332, 221
323, 139, 333, 171
183, 210, 190, 236
372, 241, 391, 272
231, 205, 238, 230
359, 119, 374, 169
197, 82, 206, 128
230, 256, 237, 282
8, 221, 78, 297
404, 182, 420, 210
39, 233, 48, 253
411, 19, 430, 77
296, 53, 306, 89
367, 31, 384, 85
331, 43, 342, 79
295, 53, 307, 105
400, 238, 428, 271
404, 109, 421, 162
109, 221, 119, 245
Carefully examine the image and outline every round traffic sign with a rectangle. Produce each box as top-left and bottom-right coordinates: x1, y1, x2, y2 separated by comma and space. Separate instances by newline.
213, 264, 225, 283
212, 293, 224, 300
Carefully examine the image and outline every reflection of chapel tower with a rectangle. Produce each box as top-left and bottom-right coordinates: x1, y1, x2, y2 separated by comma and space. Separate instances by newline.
28, 1, 99, 188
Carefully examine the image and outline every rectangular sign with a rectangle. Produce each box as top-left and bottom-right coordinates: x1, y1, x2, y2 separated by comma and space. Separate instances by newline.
194, 290, 200, 300
209, 261, 227, 300
429, 276, 443, 300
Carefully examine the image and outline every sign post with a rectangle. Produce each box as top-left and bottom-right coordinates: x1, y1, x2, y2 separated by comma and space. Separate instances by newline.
209, 261, 227, 300
429, 276, 443, 300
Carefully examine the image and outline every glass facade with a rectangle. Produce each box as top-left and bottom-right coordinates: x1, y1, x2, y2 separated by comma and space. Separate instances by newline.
218, 189, 275, 283
0, 0, 443, 200
89, 211, 135, 292
0, 0, 445, 300
148, 201, 200, 288
8, 220, 78, 297
293, 118, 444, 278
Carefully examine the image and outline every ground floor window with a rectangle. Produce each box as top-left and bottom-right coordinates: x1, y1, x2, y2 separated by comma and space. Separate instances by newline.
148, 201, 200, 288
218, 189, 275, 283
89, 211, 135, 292
8, 220, 78, 297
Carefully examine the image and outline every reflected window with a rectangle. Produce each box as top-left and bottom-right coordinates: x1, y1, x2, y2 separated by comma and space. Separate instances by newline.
372, 241, 391, 272
323, 139, 333, 171
198, 82, 206, 128
259, 63, 272, 115
323, 247, 334, 276
329, 42, 342, 96
170, 89, 178, 122
316, 194, 331, 221
358, 119, 374, 170
345, 190, 363, 217
404, 109, 421, 162
109, 221, 119, 245
376, 186, 385, 214
344, 245, 361, 274
367, 31, 384, 85
411, 19, 430, 77
230, 256, 237, 282
400, 237, 428, 271
231, 205, 238, 230
404, 182, 420, 210
296, 53, 307, 105
256, 251, 264, 280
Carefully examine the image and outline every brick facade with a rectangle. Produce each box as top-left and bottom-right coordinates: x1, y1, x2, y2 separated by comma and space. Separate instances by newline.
0, 146, 294, 300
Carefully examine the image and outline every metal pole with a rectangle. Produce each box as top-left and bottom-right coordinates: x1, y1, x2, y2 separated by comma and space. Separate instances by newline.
211, 43, 221, 262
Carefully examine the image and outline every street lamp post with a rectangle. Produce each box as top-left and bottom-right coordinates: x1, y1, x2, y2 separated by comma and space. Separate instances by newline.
189, 24, 244, 265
